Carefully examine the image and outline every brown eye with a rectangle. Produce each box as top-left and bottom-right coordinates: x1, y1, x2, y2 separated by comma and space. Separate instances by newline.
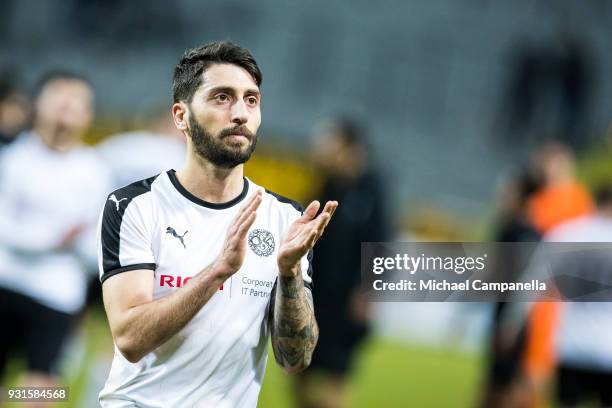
246, 96, 258, 106
216, 94, 230, 102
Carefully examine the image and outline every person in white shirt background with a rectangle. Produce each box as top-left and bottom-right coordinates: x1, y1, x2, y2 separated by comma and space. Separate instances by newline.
546, 185, 612, 408
0, 71, 111, 390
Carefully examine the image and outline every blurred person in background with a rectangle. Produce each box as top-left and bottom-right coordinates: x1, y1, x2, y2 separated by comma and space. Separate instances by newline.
0, 69, 30, 148
295, 117, 390, 408
96, 106, 186, 190
494, 170, 541, 243
545, 185, 612, 408
0, 71, 111, 389
517, 142, 593, 407
481, 169, 541, 408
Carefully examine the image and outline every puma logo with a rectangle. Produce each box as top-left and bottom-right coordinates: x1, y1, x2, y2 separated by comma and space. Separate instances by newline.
109, 194, 128, 211
166, 227, 188, 248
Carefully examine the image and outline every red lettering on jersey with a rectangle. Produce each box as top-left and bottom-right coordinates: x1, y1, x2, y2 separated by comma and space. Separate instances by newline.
159, 275, 222, 291
160, 275, 174, 287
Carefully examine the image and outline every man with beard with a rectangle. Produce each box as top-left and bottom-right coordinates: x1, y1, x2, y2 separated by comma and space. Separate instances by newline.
97, 41, 338, 407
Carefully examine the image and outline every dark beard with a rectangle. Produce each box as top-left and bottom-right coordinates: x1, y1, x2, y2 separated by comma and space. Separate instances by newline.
188, 116, 257, 169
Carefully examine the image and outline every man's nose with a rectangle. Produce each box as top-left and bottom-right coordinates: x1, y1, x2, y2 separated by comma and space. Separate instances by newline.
230, 99, 248, 125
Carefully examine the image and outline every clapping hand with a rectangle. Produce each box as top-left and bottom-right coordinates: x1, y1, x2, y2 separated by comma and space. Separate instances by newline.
277, 200, 338, 276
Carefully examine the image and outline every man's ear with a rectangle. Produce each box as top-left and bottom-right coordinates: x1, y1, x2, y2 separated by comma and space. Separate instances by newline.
172, 102, 189, 132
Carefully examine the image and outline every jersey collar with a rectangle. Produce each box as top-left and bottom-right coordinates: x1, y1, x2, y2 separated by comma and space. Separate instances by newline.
167, 169, 249, 209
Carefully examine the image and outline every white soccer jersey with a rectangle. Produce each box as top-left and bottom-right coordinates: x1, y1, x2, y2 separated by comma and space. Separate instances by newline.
97, 170, 312, 408
0, 132, 111, 313
546, 215, 612, 370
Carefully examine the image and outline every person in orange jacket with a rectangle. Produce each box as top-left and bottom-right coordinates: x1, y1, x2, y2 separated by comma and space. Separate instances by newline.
521, 142, 593, 407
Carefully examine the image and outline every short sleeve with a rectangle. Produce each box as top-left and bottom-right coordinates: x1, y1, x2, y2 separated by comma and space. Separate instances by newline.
97, 186, 156, 283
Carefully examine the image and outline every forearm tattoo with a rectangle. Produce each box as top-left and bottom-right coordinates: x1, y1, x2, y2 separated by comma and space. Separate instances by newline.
270, 275, 318, 371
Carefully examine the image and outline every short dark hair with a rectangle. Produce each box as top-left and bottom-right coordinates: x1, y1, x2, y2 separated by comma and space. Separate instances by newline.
172, 41, 262, 103
34, 70, 92, 98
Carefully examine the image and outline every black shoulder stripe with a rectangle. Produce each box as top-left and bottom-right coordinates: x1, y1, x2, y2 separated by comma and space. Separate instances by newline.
265, 189, 304, 213
100, 174, 159, 279
119, 173, 159, 202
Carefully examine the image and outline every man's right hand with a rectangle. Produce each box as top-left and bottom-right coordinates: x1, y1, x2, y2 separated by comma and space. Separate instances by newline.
214, 189, 262, 277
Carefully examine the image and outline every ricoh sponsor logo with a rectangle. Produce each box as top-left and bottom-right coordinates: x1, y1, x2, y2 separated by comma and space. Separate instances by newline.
159, 274, 223, 291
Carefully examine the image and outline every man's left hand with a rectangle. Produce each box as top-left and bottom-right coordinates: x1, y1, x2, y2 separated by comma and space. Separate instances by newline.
277, 200, 338, 276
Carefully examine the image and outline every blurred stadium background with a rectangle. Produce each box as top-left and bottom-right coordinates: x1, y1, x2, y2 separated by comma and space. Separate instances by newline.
1, 0, 612, 407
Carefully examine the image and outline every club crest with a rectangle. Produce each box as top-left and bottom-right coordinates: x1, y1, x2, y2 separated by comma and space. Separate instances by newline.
248, 229, 275, 257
